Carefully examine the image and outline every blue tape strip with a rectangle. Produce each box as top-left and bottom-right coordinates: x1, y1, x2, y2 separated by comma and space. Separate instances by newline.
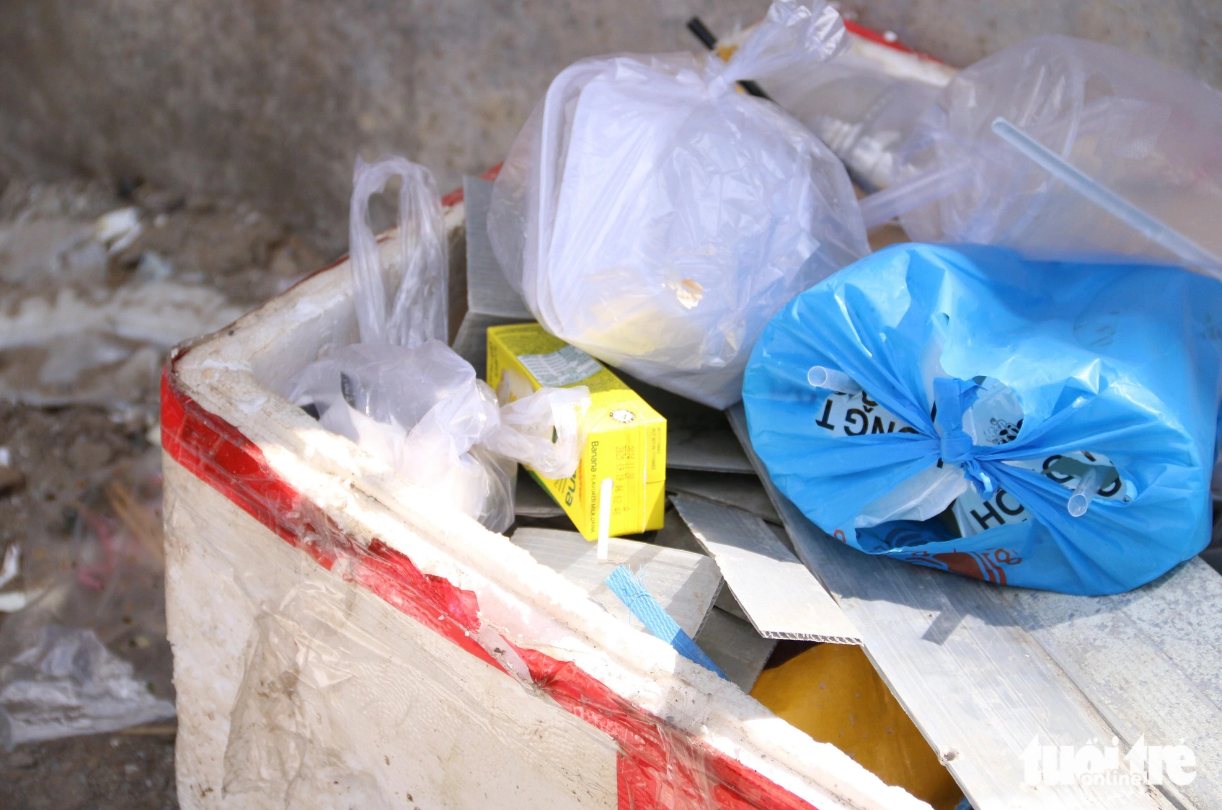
604, 565, 727, 680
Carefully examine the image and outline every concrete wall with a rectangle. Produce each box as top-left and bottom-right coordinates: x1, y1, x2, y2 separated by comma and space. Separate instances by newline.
0, 0, 1219, 253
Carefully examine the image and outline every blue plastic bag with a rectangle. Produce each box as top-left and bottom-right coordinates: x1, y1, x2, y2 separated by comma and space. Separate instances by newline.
743, 244, 1222, 595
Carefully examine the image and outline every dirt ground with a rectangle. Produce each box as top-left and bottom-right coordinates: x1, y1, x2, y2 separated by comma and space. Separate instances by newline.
1, 731, 177, 810
0, 177, 329, 810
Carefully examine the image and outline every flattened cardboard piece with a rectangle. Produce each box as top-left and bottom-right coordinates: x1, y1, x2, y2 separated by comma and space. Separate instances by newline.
694, 608, 777, 694
673, 495, 861, 644
651, 505, 706, 556
463, 176, 532, 320
666, 469, 780, 525
515, 473, 565, 519
453, 176, 533, 369
668, 426, 755, 474
511, 527, 721, 638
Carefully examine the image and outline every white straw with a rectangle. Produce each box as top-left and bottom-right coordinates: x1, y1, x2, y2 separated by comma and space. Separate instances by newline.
807, 366, 863, 394
1068, 466, 1104, 518
597, 477, 613, 561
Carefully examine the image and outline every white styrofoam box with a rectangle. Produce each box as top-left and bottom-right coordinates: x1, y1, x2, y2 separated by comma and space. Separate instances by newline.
162, 198, 931, 810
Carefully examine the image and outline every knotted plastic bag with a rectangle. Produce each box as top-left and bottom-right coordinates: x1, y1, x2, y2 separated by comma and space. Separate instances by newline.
289, 157, 588, 532
743, 243, 1222, 595
864, 35, 1222, 272
488, 0, 869, 409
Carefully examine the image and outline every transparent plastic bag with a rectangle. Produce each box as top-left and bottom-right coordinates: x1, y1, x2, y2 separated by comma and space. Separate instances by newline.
482, 387, 590, 480
290, 157, 590, 532
765, 51, 943, 192
866, 35, 1222, 271
488, 0, 869, 409
294, 157, 512, 526
288, 341, 588, 532
290, 339, 513, 529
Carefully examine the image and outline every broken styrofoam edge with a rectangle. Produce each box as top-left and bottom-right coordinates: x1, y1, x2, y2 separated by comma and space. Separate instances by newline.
0, 282, 245, 409
0, 544, 19, 590
0, 590, 33, 613
0, 283, 245, 350
93, 206, 143, 254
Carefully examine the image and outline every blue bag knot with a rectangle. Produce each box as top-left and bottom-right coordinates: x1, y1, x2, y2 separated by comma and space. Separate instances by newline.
933, 376, 995, 495
939, 426, 974, 464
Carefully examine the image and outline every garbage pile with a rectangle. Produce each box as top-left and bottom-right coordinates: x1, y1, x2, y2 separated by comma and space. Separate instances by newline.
0, 181, 320, 747
292, 0, 1222, 602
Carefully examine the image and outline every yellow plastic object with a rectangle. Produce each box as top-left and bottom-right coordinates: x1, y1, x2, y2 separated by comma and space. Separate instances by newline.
487, 323, 666, 538
751, 644, 964, 810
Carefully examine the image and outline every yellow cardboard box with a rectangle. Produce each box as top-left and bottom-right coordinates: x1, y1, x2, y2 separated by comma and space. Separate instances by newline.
487, 323, 666, 539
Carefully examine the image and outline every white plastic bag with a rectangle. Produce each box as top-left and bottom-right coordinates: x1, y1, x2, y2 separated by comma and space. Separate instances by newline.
488, 0, 869, 409
289, 157, 588, 531
866, 35, 1222, 270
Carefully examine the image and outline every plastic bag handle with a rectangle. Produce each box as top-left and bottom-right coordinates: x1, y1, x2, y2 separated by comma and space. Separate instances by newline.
349, 156, 448, 347
712, 0, 848, 90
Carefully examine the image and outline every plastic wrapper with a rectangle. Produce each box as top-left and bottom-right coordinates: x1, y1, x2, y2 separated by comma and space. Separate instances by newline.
289, 339, 589, 532
743, 243, 1222, 595
289, 157, 588, 532
482, 386, 590, 480
348, 156, 448, 347
488, 0, 869, 409
871, 35, 1222, 271
0, 450, 175, 746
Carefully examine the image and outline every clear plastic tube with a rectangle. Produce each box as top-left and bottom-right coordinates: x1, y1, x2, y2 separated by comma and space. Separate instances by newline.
858, 165, 969, 229
990, 117, 1222, 272
1068, 466, 1104, 518
807, 366, 863, 394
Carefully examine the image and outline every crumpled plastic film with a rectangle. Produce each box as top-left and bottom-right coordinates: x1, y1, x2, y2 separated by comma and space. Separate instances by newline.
887, 35, 1222, 269
0, 449, 175, 747
488, 0, 868, 409
482, 386, 590, 480
163, 362, 823, 810
764, 50, 942, 193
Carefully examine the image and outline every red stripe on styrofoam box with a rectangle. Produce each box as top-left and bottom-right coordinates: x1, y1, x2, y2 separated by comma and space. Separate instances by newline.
161, 355, 817, 810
